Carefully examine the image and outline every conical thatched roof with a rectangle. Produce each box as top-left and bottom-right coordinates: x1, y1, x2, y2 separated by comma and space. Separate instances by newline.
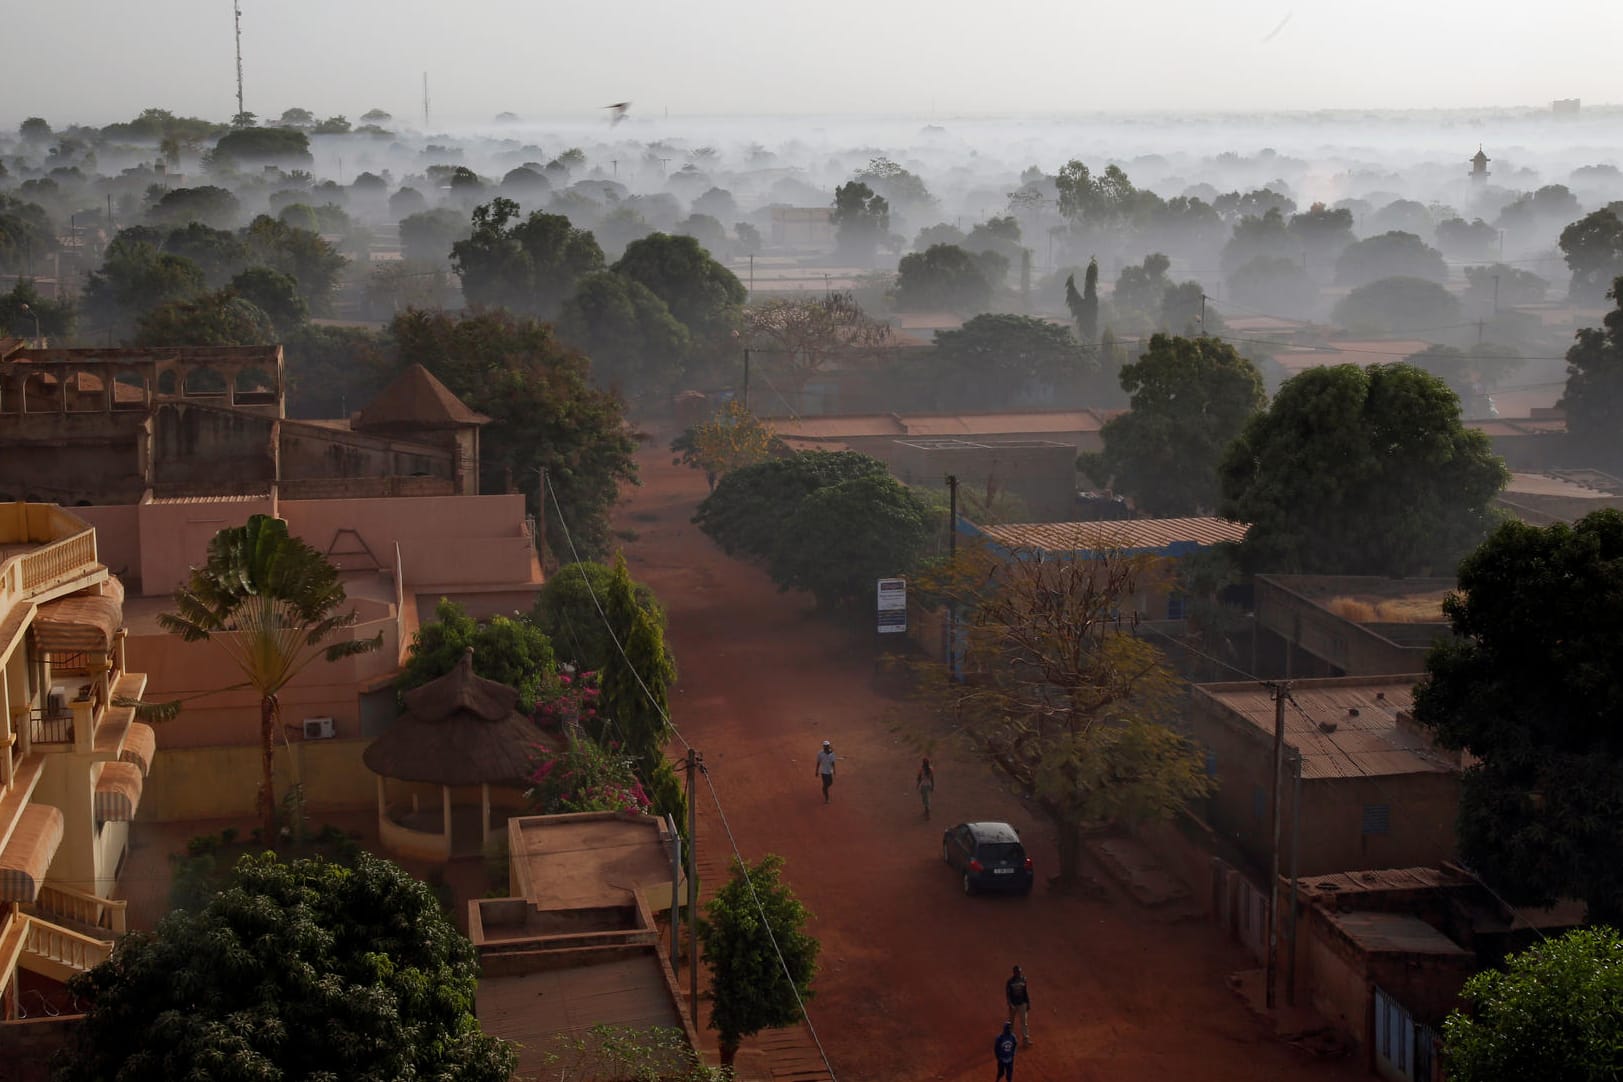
353, 363, 490, 430
363, 649, 552, 786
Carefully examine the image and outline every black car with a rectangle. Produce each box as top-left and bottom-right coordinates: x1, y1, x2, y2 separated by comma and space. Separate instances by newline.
942, 821, 1034, 895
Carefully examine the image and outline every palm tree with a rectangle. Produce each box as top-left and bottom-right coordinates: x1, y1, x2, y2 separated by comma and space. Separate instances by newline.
153, 515, 382, 843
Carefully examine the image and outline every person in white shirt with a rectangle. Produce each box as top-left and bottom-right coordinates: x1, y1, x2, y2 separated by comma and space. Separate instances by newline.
814, 740, 837, 803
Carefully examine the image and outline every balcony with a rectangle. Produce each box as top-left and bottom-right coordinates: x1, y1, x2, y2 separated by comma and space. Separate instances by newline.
0, 503, 104, 616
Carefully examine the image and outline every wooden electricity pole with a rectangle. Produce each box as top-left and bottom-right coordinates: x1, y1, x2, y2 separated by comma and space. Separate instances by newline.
1265, 681, 1291, 1009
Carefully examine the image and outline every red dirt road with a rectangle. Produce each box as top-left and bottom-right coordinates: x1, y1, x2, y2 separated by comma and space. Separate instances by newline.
612, 444, 1363, 1082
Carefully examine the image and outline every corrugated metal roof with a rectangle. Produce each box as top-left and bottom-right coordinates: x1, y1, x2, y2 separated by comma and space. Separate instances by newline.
979, 517, 1248, 555
1197, 678, 1449, 780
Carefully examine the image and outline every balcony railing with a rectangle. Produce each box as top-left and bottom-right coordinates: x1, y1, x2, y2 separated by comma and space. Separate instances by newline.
29, 709, 74, 746
18, 528, 97, 592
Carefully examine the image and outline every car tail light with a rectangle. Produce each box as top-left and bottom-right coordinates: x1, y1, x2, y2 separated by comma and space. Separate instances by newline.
968, 859, 983, 873
1024, 857, 1033, 871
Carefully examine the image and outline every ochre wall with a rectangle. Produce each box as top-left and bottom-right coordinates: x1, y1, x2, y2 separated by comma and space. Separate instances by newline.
139, 739, 379, 821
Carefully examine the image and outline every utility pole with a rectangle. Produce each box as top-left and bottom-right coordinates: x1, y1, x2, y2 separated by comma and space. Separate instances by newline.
423, 72, 430, 129
685, 747, 701, 1028
1286, 747, 1303, 1005
534, 467, 547, 565
1265, 681, 1291, 1010
1492, 273, 1501, 315
946, 474, 959, 678
748, 253, 754, 299
233, 0, 245, 122
667, 813, 682, 977
1200, 293, 1208, 335
742, 348, 750, 410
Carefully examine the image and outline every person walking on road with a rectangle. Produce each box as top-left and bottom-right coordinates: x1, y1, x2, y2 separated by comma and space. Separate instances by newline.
916, 757, 935, 819
1005, 965, 1032, 1046
993, 1021, 1018, 1080
815, 739, 836, 803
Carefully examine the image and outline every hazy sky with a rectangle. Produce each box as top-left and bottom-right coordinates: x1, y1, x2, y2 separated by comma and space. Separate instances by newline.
4, 0, 1612, 126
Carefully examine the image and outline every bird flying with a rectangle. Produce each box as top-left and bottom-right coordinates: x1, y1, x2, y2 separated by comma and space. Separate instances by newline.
1261, 12, 1292, 43
604, 102, 631, 126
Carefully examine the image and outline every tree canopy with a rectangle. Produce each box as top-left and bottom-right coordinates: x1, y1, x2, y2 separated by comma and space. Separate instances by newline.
399, 598, 558, 712
132, 289, 276, 347
532, 560, 666, 674
556, 269, 691, 396
1081, 334, 1265, 516
388, 307, 638, 557
916, 544, 1211, 883
1442, 926, 1623, 1082
894, 243, 994, 312
58, 852, 514, 1082
1414, 510, 1623, 922
928, 313, 1092, 410
1560, 276, 1623, 471
1560, 209, 1623, 303
1334, 230, 1448, 287
832, 180, 889, 266
611, 232, 745, 353
770, 472, 933, 609
693, 450, 889, 564
1332, 275, 1460, 336
452, 197, 605, 318
1218, 363, 1508, 576
698, 854, 819, 1065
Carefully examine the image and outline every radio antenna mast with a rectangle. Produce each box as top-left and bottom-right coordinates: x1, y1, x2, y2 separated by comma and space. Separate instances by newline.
233, 1, 245, 120
423, 71, 430, 129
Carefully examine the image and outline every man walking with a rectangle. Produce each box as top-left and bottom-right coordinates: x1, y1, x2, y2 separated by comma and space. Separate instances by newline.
916, 757, 935, 819
815, 739, 836, 803
1005, 965, 1032, 1046
993, 1021, 1018, 1080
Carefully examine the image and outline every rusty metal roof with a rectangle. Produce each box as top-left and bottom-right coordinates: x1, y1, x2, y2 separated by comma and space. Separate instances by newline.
978, 517, 1248, 555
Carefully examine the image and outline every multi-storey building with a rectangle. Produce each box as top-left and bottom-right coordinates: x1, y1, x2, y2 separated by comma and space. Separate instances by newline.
0, 501, 152, 1011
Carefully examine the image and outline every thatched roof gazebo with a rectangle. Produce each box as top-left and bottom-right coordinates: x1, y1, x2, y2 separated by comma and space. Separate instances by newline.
365, 649, 556, 860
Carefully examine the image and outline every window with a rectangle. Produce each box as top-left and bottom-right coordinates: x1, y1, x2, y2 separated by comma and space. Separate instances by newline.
1204, 749, 1217, 777
1167, 593, 1187, 620
1362, 803, 1391, 836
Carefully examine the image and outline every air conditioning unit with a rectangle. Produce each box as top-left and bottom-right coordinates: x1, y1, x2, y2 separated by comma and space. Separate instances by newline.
302, 717, 336, 740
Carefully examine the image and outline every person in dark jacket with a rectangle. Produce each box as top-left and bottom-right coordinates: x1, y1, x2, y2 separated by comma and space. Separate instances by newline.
1005, 964, 1031, 1046
993, 1021, 1018, 1080
916, 757, 935, 819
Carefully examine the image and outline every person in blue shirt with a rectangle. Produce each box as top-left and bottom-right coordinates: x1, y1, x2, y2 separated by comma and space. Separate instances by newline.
993, 1021, 1018, 1080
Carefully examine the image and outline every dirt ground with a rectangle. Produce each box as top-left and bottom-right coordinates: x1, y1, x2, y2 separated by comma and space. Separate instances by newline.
613, 439, 1367, 1082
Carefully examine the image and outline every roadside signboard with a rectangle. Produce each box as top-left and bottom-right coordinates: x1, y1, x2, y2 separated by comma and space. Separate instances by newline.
877, 577, 907, 633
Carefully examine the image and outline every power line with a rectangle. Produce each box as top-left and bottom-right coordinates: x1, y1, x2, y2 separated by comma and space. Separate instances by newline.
542, 470, 691, 753
542, 480, 841, 1080
700, 767, 839, 1081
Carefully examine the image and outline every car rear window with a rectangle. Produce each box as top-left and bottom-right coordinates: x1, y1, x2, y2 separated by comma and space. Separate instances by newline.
978, 842, 1025, 862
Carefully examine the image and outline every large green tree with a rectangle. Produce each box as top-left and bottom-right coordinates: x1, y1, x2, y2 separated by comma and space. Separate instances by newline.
147, 185, 241, 230
1218, 363, 1508, 575
155, 516, 382, 843
132, 289, 277, 347
1559, 207, 1623, 303
698, 854, 820, 1067
831, 180, 889, 266
452, 197, 605, 318
57, 852, 515, 1082
399, 206, 472, 265
531, 561, 666, 675
1334, 230, 1448, 287
1081, 334, 1265, 516
0, 277, 74, 339
596, 554, 677, 774
241, 214, 347, 316
894, 243, 994, 312
928, 313, 1092, 409
83, 237, 205, 340
389, 308, 638, 556
1559, 276, 1623, 471
611, 232, 746, 353
1414, 510, 1623, 922
555, 269, 691, 396
1443, 926, 1623, 1082
1332, 275, 1461, 336
398, 598, 558, 712
693, 450, 888, 564
160, 222, 249, 287
770, 472, 933, 609
0, 195, 57, 274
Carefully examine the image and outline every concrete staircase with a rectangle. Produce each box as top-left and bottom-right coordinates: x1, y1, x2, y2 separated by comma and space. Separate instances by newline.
16, 915, 112, 984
